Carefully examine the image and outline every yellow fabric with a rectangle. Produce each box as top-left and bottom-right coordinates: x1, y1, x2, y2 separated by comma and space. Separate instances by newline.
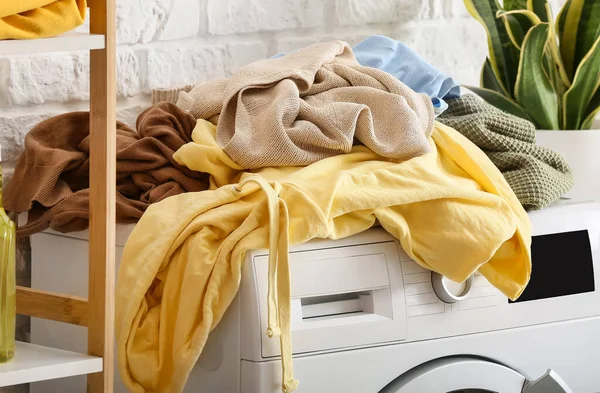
0, 0, 86, 40
116, 120, 532, 393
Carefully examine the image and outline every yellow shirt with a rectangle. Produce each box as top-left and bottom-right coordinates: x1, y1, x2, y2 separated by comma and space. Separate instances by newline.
0, 0, 85, 40
116, 121, 531, 393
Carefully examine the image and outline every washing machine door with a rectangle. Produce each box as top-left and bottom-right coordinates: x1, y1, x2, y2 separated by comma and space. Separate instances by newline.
380, 357, 574, 393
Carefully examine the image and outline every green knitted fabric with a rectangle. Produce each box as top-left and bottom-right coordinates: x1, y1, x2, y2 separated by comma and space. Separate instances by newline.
438, 95, 573, 211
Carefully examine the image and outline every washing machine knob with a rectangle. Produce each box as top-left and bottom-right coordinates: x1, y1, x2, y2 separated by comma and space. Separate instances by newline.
431, 272, 474, 304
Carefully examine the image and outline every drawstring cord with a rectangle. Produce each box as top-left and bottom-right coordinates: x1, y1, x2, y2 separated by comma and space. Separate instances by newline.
274, 190, 299, 393
235, 177, 280, 336
233, 177, 299, 393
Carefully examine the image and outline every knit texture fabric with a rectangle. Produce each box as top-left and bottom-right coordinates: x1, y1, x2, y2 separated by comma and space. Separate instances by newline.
152, 84, 194, 105
172, 40, 435, 169
4, 102, 208, 236
438, 95, 573, 210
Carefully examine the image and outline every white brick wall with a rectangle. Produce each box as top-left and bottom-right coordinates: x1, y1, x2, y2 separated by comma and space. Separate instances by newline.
0, 0, 567, 173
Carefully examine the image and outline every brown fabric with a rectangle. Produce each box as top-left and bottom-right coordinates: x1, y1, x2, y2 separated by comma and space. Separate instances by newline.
4, 102, 208, 237
176, 40, 435, 169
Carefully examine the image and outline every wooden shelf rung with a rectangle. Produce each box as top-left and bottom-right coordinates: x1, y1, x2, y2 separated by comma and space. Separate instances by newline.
0, 33, 105, 56
16, 286, 88, 326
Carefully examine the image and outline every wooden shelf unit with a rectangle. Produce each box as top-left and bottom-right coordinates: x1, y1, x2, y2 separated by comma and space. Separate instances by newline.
0, 0, 117, 392
0, 33, 105, 55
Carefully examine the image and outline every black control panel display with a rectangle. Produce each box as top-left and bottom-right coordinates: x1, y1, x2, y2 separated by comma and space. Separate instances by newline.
510, 230, 595, 303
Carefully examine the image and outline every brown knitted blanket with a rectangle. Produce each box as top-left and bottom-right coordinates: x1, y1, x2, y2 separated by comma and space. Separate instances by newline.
5, 102, 208, 237
169, 40, 434, 169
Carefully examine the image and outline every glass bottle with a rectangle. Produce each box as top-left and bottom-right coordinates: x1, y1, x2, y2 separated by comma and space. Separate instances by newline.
0, 148, 16, 363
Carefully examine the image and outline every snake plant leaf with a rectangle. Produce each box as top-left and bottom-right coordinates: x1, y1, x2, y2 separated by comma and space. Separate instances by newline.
556, 0, 571, 40
581, 89, 600, 129
497, 11, 526, 48
563, 36, 600, 129
504, 0, 527, 10
527, 0, 550, 22
561, 0, 584, 78
496, 9, 542, 25
542, 51, 558, 93
465, 85, 534, 121
515, 23, 560, 129
481, 57, 508, 94
573, 0, 600, 71
582, 107, 600, 129
465, 0, 520, 97
545, 3, 571, 88
497, 10, 537, 48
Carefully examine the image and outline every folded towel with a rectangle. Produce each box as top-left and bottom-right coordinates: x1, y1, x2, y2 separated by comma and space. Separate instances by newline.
0, 0, 86, 40
4, 102, 208, 236
174, 40, 435, 169
117, 120, 531, 393
438, 95, 574, 210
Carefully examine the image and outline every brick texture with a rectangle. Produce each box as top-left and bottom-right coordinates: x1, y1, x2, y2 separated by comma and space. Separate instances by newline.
207, 0, 325, 35
334, 0, 429, 25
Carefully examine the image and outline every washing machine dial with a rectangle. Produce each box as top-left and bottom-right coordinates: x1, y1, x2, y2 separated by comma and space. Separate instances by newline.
431, 272, 474, 303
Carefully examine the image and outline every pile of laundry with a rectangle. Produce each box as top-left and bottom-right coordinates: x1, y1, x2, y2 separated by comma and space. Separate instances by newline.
5, 36, 573, 393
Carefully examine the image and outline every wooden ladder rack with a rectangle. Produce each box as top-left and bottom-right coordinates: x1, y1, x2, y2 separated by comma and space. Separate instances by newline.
0, 0, 116, 391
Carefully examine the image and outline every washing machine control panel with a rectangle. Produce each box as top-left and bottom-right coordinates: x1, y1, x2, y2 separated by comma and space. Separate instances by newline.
399, 249, 505, 319
401, 200, 600, 344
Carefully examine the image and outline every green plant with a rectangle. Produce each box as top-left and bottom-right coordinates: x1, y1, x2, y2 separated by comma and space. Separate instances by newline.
464, 0, 600, 130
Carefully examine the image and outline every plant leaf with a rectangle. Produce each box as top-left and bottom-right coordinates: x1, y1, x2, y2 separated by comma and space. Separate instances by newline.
581, 106, 600, 129
496, 9, 542, 24
545, 3, 571, 87
515, 23, 560, 129
464, 0, 520, 97
497, 10, 537, 48
556, 0, 571, 40
481, 57, 508, 94
574, 0, 600, 71
464, 85, 534, 121
497, 12, 526, 48
527, 0, 550, 22
581, 89, 600, 129
560, 0, 584, 78
504, 0, 527, 10
563, 36, 600, 129
543, 44, 564, 120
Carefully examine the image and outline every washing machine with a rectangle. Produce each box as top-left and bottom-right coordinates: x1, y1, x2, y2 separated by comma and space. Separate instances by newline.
29, 199, 600, 392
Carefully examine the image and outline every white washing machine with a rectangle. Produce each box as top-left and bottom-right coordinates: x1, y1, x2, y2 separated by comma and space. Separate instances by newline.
29, 199, 600, 392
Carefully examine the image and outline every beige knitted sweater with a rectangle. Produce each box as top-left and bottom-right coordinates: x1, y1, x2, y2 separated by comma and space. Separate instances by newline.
156, 41, 435, 169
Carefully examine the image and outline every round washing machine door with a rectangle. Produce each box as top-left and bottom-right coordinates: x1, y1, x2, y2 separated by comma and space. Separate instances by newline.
380, 357, 574, 393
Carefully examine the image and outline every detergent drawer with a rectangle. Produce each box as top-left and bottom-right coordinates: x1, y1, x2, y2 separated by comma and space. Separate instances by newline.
250, 240, 407, 358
